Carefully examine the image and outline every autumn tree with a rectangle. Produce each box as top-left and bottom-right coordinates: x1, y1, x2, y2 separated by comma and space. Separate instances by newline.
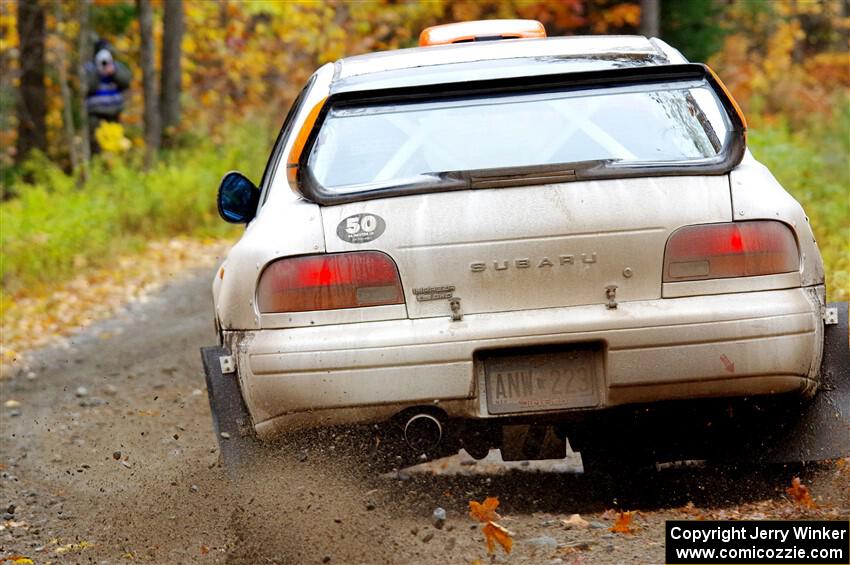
3, 0, 847, 176
136, 0, 159, 167
160, 0, 183, 142
53, 0, 77, 171
15, 0, 46, 163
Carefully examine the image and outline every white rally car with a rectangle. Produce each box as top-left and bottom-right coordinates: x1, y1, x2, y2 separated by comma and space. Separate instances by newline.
202, 20, 849, 471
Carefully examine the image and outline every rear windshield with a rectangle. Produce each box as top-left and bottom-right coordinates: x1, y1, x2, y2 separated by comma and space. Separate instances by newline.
306, 79, 732, 195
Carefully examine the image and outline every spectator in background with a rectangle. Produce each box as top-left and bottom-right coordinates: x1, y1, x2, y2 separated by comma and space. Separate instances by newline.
85, 39, 132, 153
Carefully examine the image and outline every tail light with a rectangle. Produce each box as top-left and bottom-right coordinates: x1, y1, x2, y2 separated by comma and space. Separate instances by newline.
663, 221, 799, 282
257, 251, 404, 313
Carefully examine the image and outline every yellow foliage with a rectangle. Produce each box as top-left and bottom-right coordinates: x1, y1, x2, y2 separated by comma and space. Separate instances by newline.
592, 3, 641, 32
710, 0, 848, 124
95, 122, 132, 154
0, 1, 18, 53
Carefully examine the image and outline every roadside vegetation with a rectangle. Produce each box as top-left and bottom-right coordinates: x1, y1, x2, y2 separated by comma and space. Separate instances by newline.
0, 124, 267, 300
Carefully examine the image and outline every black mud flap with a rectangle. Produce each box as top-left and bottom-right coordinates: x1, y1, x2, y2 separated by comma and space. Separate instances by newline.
755, 301, 850, 463
201, 346, 261, 472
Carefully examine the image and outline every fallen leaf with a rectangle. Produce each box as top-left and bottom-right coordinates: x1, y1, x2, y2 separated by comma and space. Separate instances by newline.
200, 544, 209, 555
679, 501, 706, 519
680, 501, 698, 515
469, 497, 512, 555
610, 510, 636, 534
482, 521, 513, 554
2, 557, 34, 564
786, 477, 816, 508
55, 540, 94, 554
561, 513, 589, 528
469, 497, 501, 523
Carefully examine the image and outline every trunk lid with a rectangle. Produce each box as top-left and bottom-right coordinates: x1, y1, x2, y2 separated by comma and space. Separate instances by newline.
321, 176, 731, 318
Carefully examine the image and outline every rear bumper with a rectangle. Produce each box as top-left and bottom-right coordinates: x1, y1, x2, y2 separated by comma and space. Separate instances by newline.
227, 287, 823, 439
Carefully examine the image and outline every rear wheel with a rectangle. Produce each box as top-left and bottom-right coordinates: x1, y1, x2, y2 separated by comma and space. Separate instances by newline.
568, 422, 658, 487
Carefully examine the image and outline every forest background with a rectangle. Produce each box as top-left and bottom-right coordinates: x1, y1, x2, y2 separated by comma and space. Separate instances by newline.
0, 0, 848, 351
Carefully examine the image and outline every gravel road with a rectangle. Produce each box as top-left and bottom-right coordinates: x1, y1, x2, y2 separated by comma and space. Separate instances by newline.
1, 266, 847, 564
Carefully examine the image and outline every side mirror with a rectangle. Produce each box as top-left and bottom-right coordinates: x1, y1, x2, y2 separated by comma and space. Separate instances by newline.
217, 171, 260, 224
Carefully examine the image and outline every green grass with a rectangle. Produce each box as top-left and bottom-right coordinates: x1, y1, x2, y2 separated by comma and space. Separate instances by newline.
1, 123, 272, 303
747, 108, 850, 302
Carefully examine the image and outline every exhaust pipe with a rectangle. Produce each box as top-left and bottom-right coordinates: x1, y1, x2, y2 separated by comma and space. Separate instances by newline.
403, 413, 442, 453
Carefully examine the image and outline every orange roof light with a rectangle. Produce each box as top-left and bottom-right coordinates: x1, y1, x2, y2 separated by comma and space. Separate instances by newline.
419, 19, 546, 47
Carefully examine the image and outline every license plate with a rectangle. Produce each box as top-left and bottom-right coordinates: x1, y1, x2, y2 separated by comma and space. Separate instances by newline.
484, 349, 599, 414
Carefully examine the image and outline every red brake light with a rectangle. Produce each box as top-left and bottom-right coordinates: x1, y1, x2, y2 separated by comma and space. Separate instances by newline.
257, 252, 404, 313
663, 221, 799, 282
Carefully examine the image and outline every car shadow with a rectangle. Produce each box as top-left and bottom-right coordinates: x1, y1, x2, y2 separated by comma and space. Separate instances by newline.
382, 450, 812, 515
256, 427, 817, 515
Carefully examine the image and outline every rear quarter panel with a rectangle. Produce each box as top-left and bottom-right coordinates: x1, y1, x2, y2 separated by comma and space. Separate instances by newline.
214, 195, 326, 330
730, 152, 825, 288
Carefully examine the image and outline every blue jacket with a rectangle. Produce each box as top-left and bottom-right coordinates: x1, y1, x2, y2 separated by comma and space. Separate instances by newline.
85, 60, 132, 118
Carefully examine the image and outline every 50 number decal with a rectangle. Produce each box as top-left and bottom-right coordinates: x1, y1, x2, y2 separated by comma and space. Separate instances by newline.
345, 214, 378, 235
336, 213, 386, 244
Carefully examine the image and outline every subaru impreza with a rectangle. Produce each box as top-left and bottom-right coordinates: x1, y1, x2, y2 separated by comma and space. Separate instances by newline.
202, 20, 848, 471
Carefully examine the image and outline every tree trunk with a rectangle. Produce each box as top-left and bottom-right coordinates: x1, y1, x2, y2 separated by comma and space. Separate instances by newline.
16, 0, 47, 163
639, 0, 660, 38
53, 0, 78, 173
160, 0, 183, 142
77, 0, 91, 178
77, 0, 92, 175
137, 0, 160, 168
